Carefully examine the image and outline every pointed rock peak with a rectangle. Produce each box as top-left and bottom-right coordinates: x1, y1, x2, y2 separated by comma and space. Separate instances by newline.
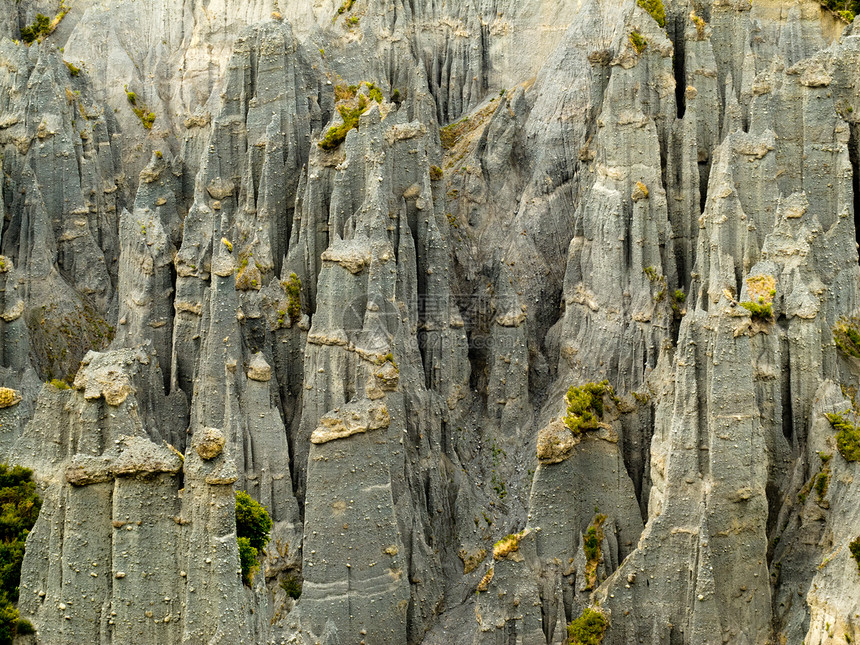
246, 353, 272, 382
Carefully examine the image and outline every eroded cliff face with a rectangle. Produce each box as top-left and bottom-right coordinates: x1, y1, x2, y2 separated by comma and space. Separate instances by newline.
2, 0, 860, 642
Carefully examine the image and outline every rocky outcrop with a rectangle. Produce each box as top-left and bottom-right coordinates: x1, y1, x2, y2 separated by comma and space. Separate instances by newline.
4, 0, 860, 643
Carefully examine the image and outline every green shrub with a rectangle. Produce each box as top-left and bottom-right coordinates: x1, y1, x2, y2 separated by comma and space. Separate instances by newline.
568, 607, 608, 645
15, 618, 34, 635
0, 465, 41, 643
64, 60, 80, 77
125, 86, 156, 130
335, 0, 356, 17
740, 299, 773, 322
132, 109, 156, 129
850, 537, 860, 572
284, 273, 302, 324
0, 465, 42, 602
637, 0, 666, 27
583, 517, 604, 563
817, 0, 859, 22
670, 289, 686, 316
582, 514, 606, 590
237, 537, 258, 586
235, 491, 272, 587
280, 574, 302, 599
563, 381, 613, 436
430, 165, 443, 181
834, 318, 860, 358
49, 379, 69, 390
629, 31, 647, 54
20, 14, 51, 44
365, 82, 383, 103
0, 600, 17, 644
826, 411, 860, 462
318, 95, 368, 151
236, 491, 272, 553
814, 470, 830, 501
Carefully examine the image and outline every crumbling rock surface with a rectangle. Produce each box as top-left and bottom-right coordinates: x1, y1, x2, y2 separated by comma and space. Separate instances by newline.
3, 0, 860, 643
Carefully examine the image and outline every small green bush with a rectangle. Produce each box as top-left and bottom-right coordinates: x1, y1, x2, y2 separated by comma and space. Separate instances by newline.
125, 86, 156, 130
0, 465, 42, 602
671, 289, 686, 316
826, 411, 860, 462
335, 0, 356, 16
583, 519, 603, 562
318, 95, 368, 151
15, 618, 35, 635
814, 470, 830, 501
237, 537, 258, 586
236, 491, 272, 553
235, 491, 272, 587
740, 299, 773, 322
365, 82, 383, 103
430, 165, 443, 181
284, 273, 302, 324
637, 0, 666, 27
568, 608, 608, 645
0, 601, 17, 643
0, 465, 41, 642
64, 60, 80, 77
133, 109, 156, 129
49, 379, 69, 390
582, 514, 606, 590
563, 381, 613, 436
20, 14, 51, 44
817, 0, 858, 22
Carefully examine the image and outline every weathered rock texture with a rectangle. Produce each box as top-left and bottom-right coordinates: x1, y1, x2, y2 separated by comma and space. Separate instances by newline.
3, 0, 860, 643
